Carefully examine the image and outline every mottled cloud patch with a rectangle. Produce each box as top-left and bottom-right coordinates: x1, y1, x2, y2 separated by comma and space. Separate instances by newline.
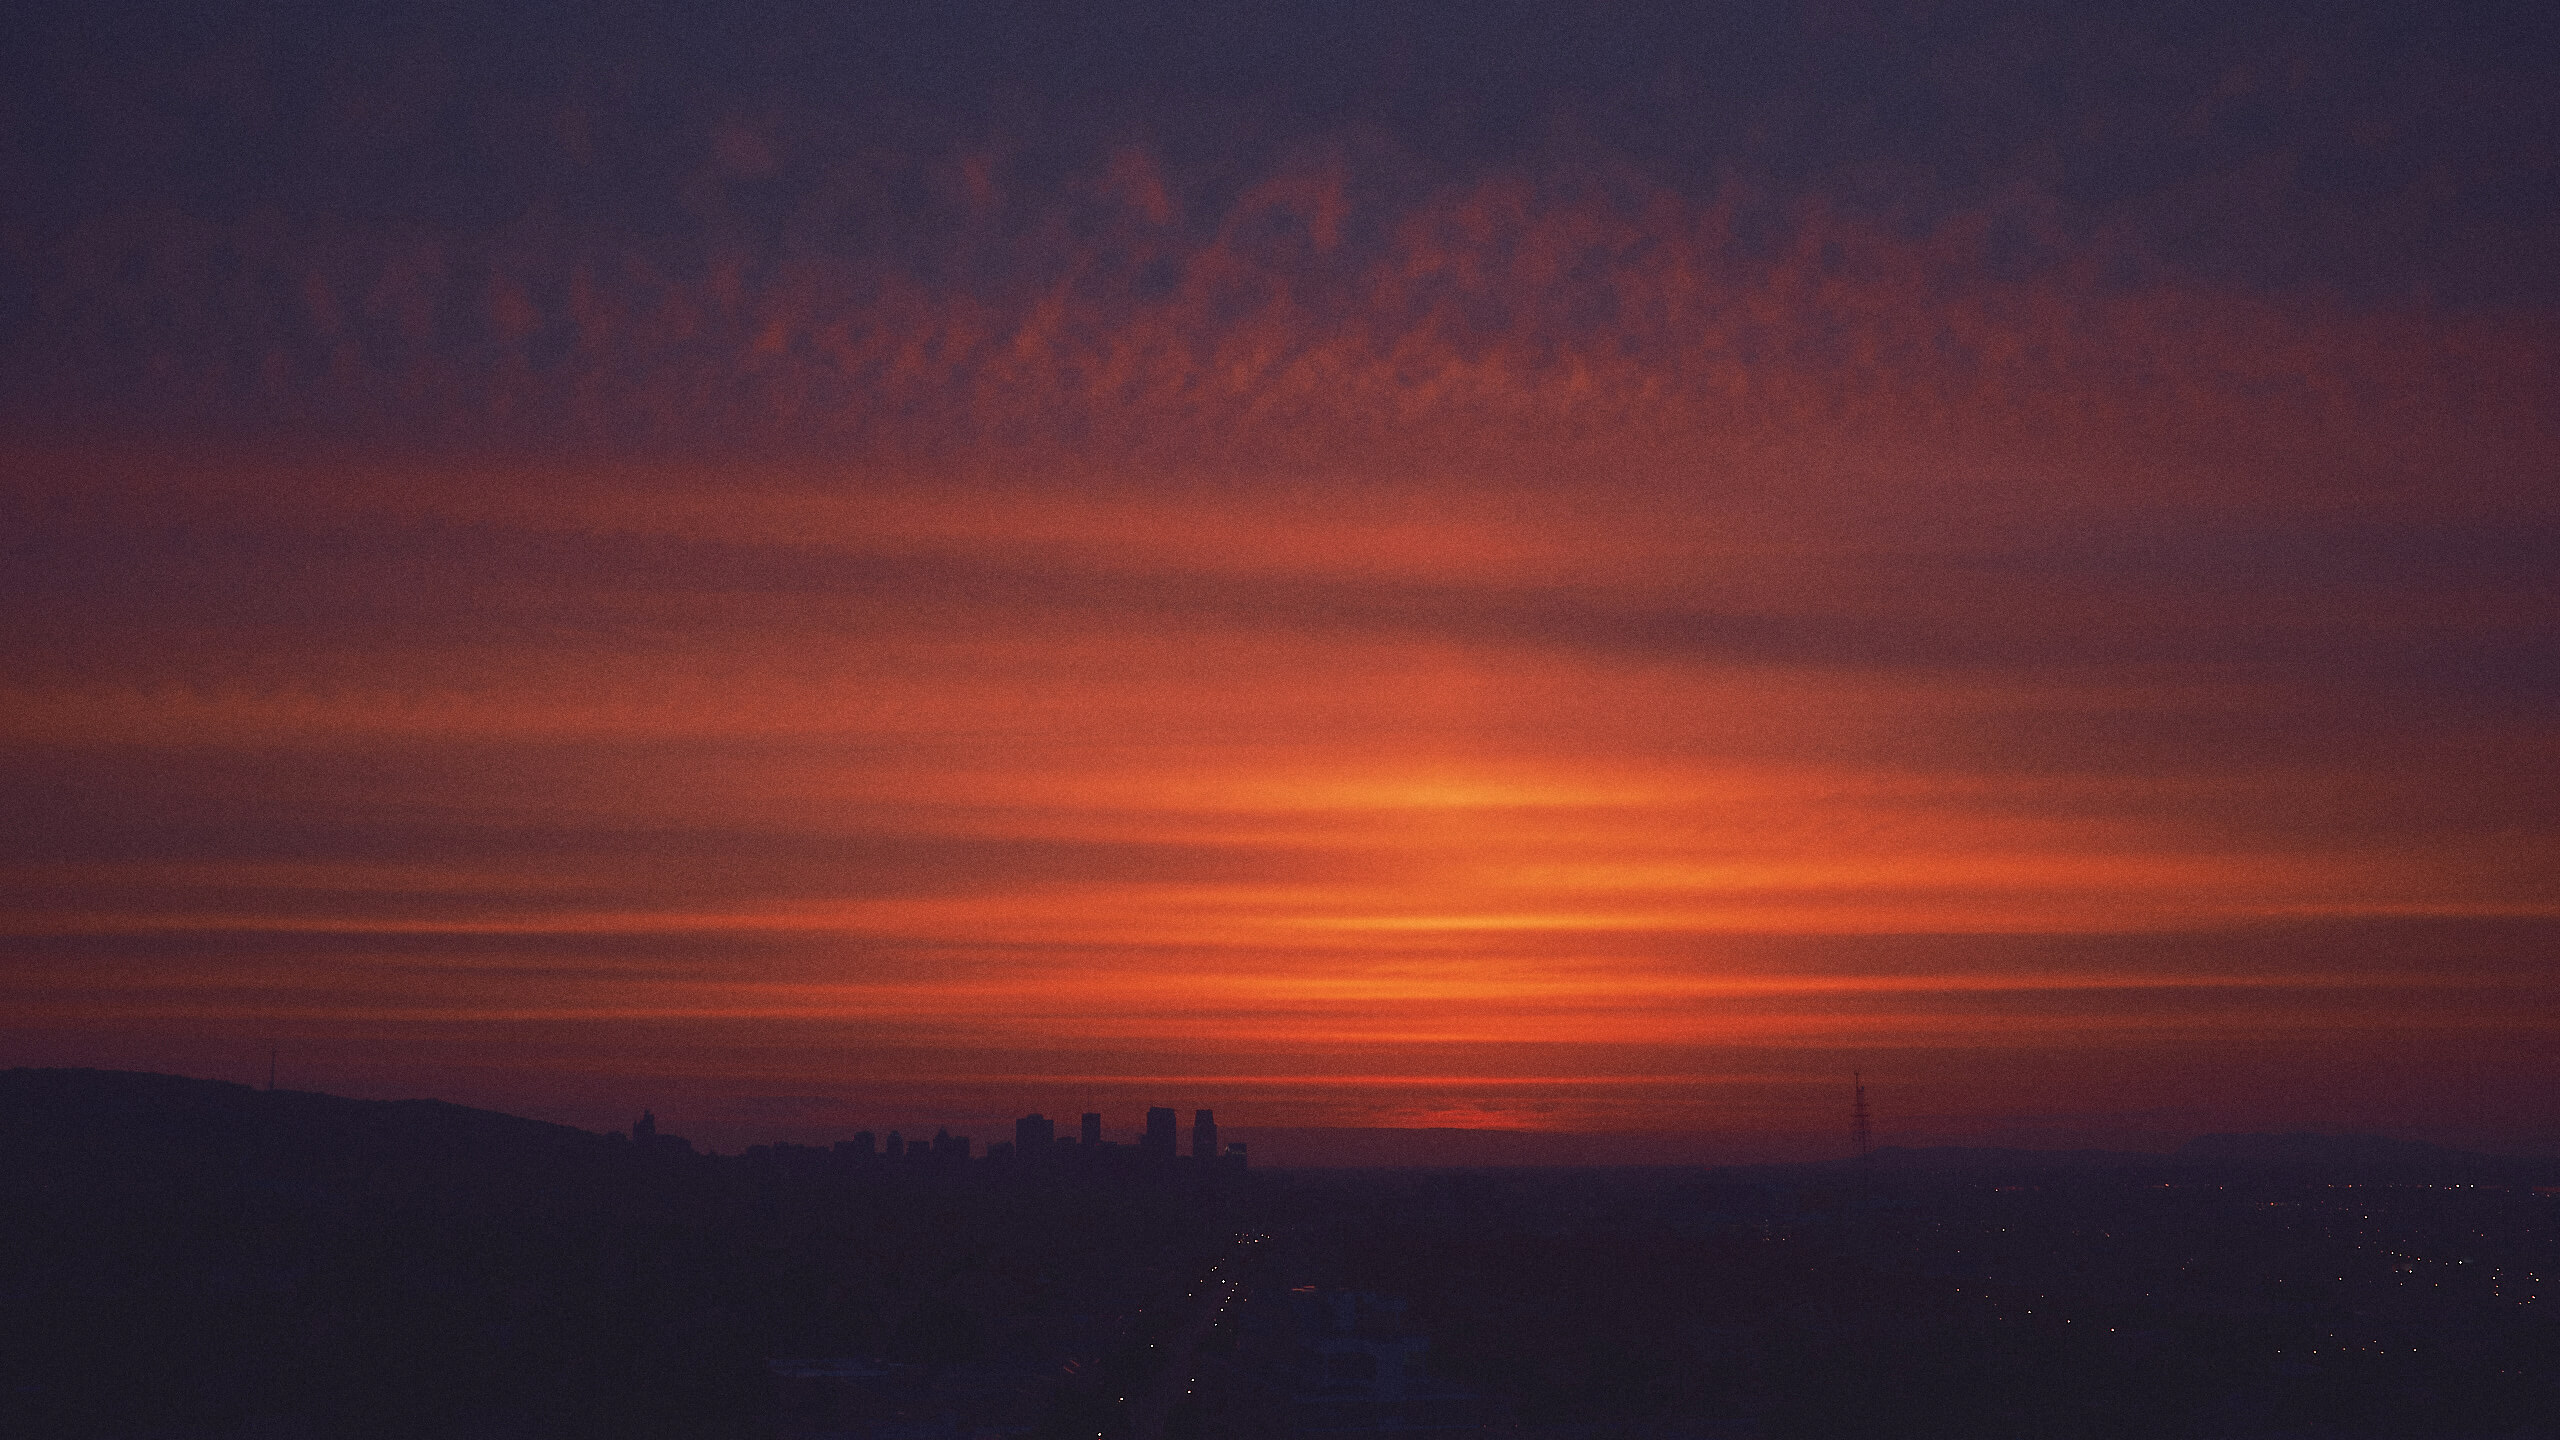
3, 1, 2555, 1150
11, 152, 2554, 487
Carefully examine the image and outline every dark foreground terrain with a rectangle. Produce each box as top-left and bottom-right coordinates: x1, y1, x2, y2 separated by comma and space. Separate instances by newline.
1283, 1158, 2560, 1439
4, 1069, 2555, 1439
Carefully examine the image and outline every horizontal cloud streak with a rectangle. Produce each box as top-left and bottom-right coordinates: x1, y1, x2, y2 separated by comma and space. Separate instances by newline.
3, 1, 2554, 1149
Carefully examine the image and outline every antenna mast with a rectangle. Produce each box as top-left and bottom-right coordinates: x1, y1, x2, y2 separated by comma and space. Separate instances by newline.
1850, 1071, 1872, 1163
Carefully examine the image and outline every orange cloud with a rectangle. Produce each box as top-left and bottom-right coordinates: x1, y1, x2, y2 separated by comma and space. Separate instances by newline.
6, 91, 2556, 1151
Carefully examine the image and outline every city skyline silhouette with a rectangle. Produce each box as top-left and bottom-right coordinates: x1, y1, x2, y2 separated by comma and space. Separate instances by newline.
5, 0, 2556, 1173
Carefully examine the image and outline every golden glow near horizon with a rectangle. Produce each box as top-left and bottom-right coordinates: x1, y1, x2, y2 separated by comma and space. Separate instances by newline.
10, 437, 2556, 1153
6, 100, 2556, 1158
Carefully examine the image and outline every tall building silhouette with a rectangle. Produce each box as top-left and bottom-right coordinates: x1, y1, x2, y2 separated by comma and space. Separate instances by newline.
1143, 1106, 1177, 1157
1192, 1108, 1218, 1160
1015, 1112, 1054, 1156
1081, 1112, 1102, 1147
629, 1108, 691, 1155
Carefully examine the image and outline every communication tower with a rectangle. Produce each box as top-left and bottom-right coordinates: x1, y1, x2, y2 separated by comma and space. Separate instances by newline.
1851, 1072, 1873, 1163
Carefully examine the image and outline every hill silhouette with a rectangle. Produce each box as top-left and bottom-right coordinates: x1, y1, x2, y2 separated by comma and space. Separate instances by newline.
10, 1070, 2557, 1439
3, 1067, 638, 1212
0, 1068, 1232, 1440
2177, 1131, 2474, 1169
1854, 1134, 2555, 1183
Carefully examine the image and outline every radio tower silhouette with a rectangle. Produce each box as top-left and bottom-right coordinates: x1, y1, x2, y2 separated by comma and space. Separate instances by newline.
1850, 1071, 1873, 1164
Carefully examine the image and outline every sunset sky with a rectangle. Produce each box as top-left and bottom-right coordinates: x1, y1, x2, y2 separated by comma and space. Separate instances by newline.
5, 1, 2555, 1161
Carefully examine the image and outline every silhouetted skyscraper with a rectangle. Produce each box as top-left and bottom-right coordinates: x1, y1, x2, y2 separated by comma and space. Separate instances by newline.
1192, 1108, 1218, 1159
1081, 1112, 1102, 1147
1016, 1112, 1054, 1156
629, 1108, 690, 1155
1144, 1106, 1177, 1157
